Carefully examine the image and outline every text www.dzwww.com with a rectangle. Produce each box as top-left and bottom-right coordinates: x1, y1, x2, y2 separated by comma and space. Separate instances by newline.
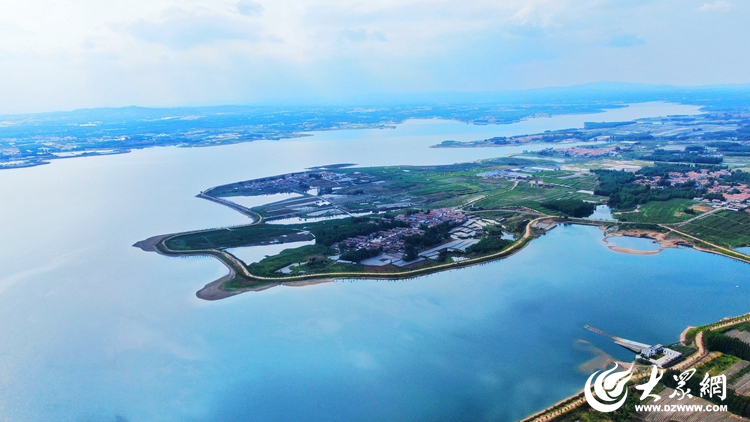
635, 404, 728, 412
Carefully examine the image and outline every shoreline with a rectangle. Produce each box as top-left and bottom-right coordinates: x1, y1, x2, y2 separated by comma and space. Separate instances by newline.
134, 216, 548, 300
519, 311, 750, 422
601, 228, 687, 255
136, 216, 750, 301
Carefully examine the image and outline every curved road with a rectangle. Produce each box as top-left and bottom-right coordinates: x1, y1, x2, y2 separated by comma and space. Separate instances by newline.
141, 215, 553, 299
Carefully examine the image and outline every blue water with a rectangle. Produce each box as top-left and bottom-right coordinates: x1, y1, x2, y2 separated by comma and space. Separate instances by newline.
195, 225, 750, 422
587, 204, 616, 221
227, 240, 315, 265
225, 193, 303, 209
606, 235, 662, 251
1, 103, 735, 422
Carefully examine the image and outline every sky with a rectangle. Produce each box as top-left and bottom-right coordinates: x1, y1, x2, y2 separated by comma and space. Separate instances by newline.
0, 0, 747, 114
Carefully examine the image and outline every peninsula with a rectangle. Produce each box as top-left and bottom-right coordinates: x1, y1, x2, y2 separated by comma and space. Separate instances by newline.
137, 118, 750, 299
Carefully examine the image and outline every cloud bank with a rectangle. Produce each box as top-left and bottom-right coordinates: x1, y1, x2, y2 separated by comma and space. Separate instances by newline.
0, 0, 747, 113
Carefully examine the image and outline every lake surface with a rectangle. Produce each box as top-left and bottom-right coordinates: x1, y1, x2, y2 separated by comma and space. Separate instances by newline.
4, 102, 746, 422
587, 204, 616, 221
225, 193, 303, 209
227, 240, 316, 265
606, 235, 662, 251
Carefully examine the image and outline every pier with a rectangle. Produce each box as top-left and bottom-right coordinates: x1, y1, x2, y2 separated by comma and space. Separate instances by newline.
584, 325, 683, 368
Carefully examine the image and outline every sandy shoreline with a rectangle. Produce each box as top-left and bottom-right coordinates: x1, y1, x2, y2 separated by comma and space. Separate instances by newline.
602, 229, 687, 255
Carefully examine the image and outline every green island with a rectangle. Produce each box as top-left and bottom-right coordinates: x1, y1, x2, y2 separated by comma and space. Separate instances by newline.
137, 130, 750, 300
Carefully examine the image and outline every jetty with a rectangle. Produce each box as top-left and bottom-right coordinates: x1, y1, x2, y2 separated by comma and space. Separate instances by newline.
584, 325, 683, 368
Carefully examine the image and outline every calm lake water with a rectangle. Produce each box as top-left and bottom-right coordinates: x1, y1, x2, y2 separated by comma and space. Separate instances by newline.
606, 235, 662, 251
4, 102, 748, 422
227, 240, 315, 265
587, 204, 616, 221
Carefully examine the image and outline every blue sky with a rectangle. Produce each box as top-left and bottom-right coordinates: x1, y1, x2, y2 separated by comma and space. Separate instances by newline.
0, 0, 747, 114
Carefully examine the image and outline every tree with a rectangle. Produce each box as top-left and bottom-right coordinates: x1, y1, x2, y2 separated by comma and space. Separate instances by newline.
403, 244, 418, 261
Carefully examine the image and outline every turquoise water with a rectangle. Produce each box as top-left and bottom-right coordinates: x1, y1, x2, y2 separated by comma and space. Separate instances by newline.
1, 103, 739, 422
606, 235, 662, 251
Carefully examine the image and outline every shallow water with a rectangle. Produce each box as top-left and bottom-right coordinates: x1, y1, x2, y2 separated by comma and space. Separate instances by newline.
606, 235, 662, 251
224, 193, 303, 209
587, 204, 616, 221
1, 102, 736, 422
226, 240, 316, 265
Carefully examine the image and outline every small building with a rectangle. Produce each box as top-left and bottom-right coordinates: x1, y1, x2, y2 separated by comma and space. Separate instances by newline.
640, 344, 664, 358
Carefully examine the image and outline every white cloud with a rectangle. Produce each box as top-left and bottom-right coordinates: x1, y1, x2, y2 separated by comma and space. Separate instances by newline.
236, 0, 264, 16
698, 1, 731, 12
340, 28, 387, 43
0, 0, 747, 113
128, 8, 261, 49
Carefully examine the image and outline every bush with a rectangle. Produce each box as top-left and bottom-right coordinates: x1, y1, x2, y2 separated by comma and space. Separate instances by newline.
467, 237, 512, 254
541, 199, 596, 218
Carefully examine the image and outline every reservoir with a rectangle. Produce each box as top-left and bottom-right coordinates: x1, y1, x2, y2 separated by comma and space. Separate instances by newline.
4, 102, 748, 422
605, 235, 663, 251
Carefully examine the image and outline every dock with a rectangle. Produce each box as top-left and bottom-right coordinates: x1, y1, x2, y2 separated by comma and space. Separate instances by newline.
584, 325, 683, 368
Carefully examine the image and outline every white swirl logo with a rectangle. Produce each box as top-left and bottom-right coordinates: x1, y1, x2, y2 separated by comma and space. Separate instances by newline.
584, 363, 633, 413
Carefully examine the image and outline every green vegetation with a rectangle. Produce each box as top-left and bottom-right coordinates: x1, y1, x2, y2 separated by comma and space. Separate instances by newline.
334, 157, 546, 209
660, 333, 750, 419
472, 182, 601, 211
720, 321, 750, 333
340, 248, 381, 262
664, 357, 750, 419
709, 142, 750, 156
165, 225, 305, 250
246, 244, 339, 277
642, 149, 723, 164
698, 353, 741, 376
729, 362, 750, 384
680, 210, 750, 248
537, 171, 600, 191
666, 342, 697, 357
540, 199, 596, 217
403, 221, 456, 249
719, 169, 750, 185
615, 198, 699, 224
156, 150, 750, 290
548, 385, 642, 422
467, 237, 512, 254
311, 218, 408, 247
593, 168, 703, 209
704, 330, 750, 361
638, 163, 724, 178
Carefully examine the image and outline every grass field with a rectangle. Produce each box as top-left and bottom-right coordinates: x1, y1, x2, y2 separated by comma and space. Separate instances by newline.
169, 163, 612, 271
246, 244, 340, 276
697, 353, 741, 376
471, 183, 604, 211
614, 198, 698, 224
538, 171, 600, 191
680, 209, 750, 248
166, 225, 309, 250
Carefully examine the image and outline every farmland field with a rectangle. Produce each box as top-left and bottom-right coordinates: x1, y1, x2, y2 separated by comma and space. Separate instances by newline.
679, 210, 750, 248
614, 198, 699, 224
